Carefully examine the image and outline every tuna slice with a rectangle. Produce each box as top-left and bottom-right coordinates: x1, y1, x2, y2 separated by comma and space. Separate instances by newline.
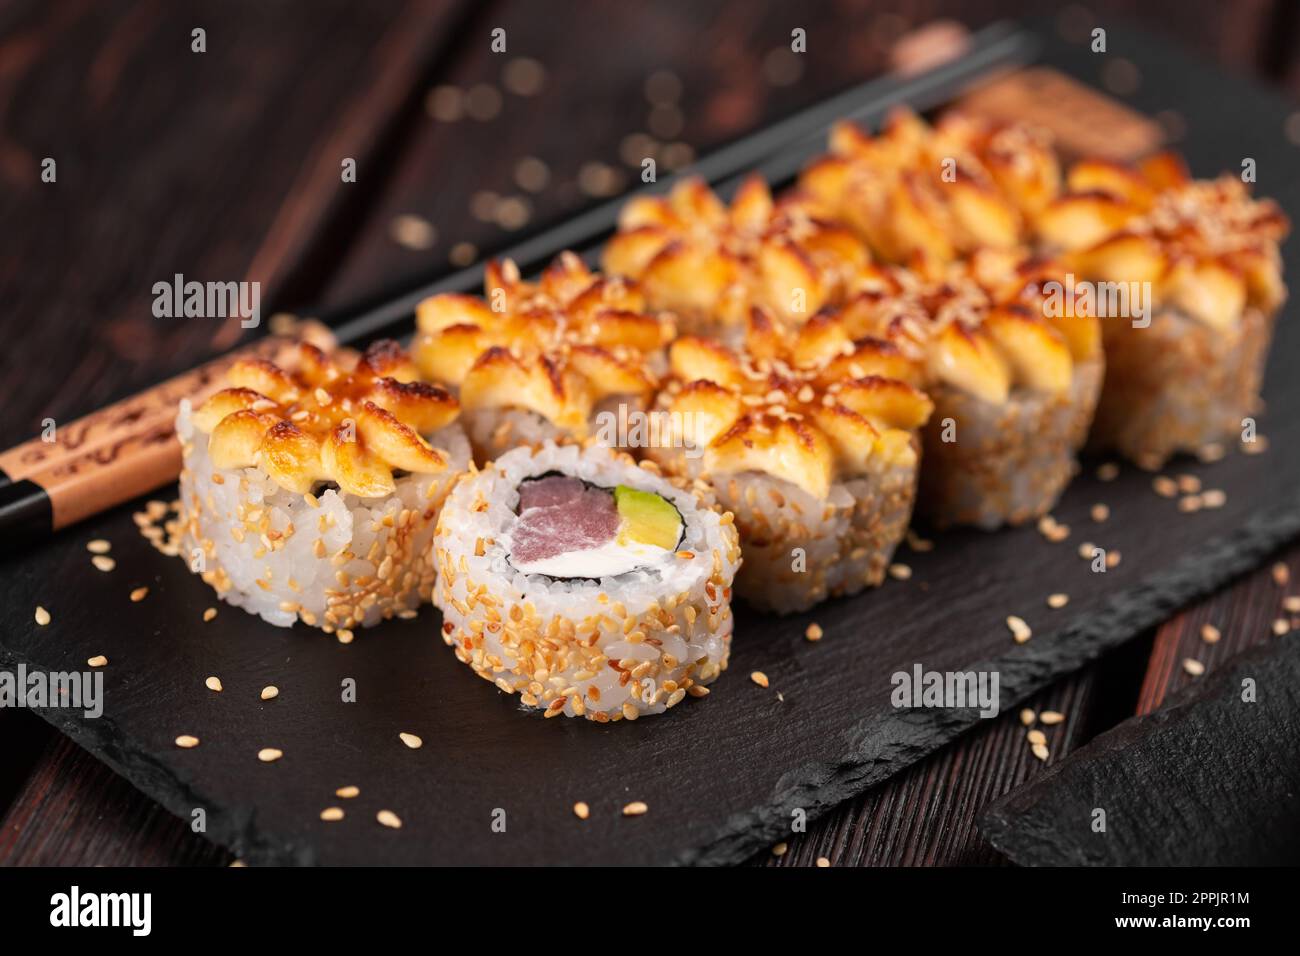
512, 476, 620, 565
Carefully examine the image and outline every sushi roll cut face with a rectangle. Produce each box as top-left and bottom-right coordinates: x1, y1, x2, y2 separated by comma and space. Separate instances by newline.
413, 252, 674, 462
176, 339, 470, 630
602, 174, 882, 342
846, 251, 1103, 530
433, 444, 741, 721
646, 326, 933, 613
1039, 155, 1289, 467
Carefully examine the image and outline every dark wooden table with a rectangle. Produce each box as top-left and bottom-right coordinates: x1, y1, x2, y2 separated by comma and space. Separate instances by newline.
2, 0, 1298, 867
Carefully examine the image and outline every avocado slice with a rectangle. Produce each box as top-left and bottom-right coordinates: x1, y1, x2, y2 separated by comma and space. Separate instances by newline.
614, 485, 683, 550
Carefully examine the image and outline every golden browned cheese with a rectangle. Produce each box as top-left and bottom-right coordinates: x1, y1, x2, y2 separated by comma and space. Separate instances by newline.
192, 340, 459, 498
413, 252, 674, 436
655, 326, 933, 500
807, 248, 1100, 406
602, 175, 887, 330
796, 107, 1061, 270
1038, 153, 1289, 330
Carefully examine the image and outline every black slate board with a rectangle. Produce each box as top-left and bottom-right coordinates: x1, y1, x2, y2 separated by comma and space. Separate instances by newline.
4, 25, 1300, 866
980, 639, 1300, 866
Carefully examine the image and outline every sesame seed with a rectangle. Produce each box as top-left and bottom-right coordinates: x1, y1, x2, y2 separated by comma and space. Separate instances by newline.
205, 676, 223, 692
907, 530, 934, 552
399, 732, 423, 749
91, 555, 116, 572
1090, 503, 1109, 523
257, 748, 283, 763
175, 735, 200, 748
1031, 743, 1049, 761
622, 801, 648, 817
377, 809, 402, 829
1179, 495, 1203, 513
1200, 624, 1221, 644
1272, 618, 1290, 636
1006, 616, 1031, 643
86, 539, 112, 554
129, 587, 149, 603
772, 842, 788, 857
573, 801, 590, 820
1201, 489, 1226, 509
1182, 658, 1205, 677
1273, 563, 1290, 586
1198, 442, 1226, 463
336, 786, 360, 799
1019, 708, 1036, 726
888, 562, 912, 580
1047, 593, 1069, 609
1105, 550, 1122, 569
1027, 729, 1047, 746
1152, 476, 1177, 498
750, 671, 770, 688
1096, 462, 1120, 481
203, 607, 217, 622
34, 606, 50, 626
320, 807, 345, 822
816, 857, 830, 867
260, 685, 279, 701
87, 655, 107, 667
1039, 711, 1065, 725
337, 629, 354, 645
1078, 542, 1096, 559
805, 622, 824, 642
1284, 597, 1300, 613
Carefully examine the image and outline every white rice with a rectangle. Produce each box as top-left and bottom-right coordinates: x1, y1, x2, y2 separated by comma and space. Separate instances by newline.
433, 442, 741, 720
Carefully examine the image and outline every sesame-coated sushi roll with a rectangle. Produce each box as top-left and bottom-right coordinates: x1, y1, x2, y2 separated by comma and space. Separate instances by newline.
815, 250, 1104, 529
433, 443, 740, 721
1038, 154, 1289, 467
176, 340, 469, 632
644, 323, 933, 613
602, 175, 881, 343
413, 253, 673, 462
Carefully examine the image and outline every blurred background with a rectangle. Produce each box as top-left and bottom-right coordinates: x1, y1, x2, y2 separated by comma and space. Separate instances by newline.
1, 0, 1299, 866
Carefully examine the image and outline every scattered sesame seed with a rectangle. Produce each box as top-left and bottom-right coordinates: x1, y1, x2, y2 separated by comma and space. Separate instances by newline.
816, 856, 830, 867
399, 732, 423, 749
34, 606, 50, 626
1242, 436, 1268, 455
1272, 618, 1291, 636
390, 213, 436, 251
257, 748, 283, 763
906, 530, 934, 552
1097, 462, 1120, 481
1179, 495, 1203, 513
206, 676, 223, 692
320, 807, 345, 822
175, 735, 200, 748
573, 801, 590, 820
1201, 489, 1227, 509
87, 655, 107, 667
622, 801, 648, 817
91, 555, 116, 572
1182, 658, 1205, 677
1019, 708, 1036, 726
229, 860, 246, 868
1027, 729, 1047, 747
86, 539, 111, 554
336, 786, 360, 799
1047, 593, 1069, 609
1105, 550, 1122, 569
337, 629, 354, 645
1284, 597, 1300, 613
1006, 616, 1032, 644
1198, 442, 1226, 463
1040, 711, 1065, 725
203, 607, 217, 622
1090, 503, 1110, 523
377, 809, 402, 829
1200, 624, 1221, 644
129, 586, 149, 603
888, 562, 912, 580
1031, 743, 1049, 761
1272, 563, 1290, 586
1078, 542, 1096, 559
771, 841, 788, 857
750, 671, 770, 688
260, 685, 279, 701
1153, 476, 1177, 498
805, 622, 823, 642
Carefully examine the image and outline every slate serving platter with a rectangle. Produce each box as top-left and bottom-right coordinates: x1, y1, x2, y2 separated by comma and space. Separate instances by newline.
981, 639, 1300, 866
4, 24, 1300, 866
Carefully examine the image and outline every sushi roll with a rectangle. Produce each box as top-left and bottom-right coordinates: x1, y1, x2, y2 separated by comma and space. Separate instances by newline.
176, 339, 470, 631
643, 322, 933, 613
796, 108, 1060, 270
432, 443, 741, 720
815, 250, 1104, 529
413, 253, 673, 462
1037, 154, 1289, 467
602, 175, 880, 342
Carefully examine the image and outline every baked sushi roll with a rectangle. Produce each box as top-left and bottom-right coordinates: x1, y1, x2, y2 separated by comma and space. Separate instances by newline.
1037, 154, 1289, 467
177, 339, 469, 632
602, 175, 880, 342
644, 325, 933, 613
433, 443, 740, 720
413, 253, 673, 462
796, 107, 1060, 270
815, 250, 1104, 529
